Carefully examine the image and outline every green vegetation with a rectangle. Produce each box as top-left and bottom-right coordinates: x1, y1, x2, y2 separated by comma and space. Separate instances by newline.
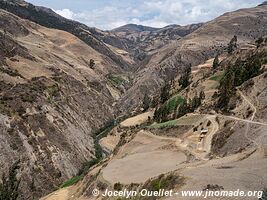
95, 119, 116, 139
166, 95, 185, 113
77, 158, 100, 177
45, 84, 60, 101
178, 67, 191, 89
154, 95, 185, 122
256, 37, 264, 48
60, 175, 81, 188
0, 160, 21, 200
114, 182, 123, 191
108, 74, 125, 86
154, 91, 204, 123
259, 188, 267, 200
209, 72, 224, 81
212, 54, 220, 69
143, 174, 184, 192
142, 93, 151, 112
217, 52, 264, 109
149, 119, 178, 129
227, 35, 237, 54
160, 82, 171, 103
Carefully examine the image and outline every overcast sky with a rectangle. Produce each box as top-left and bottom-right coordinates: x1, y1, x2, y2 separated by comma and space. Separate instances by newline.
27, 0, 263, 30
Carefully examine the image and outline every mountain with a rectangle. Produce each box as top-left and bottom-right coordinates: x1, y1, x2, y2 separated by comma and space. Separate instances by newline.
0, 0, 132, 70
259, 1, 267, 6
0, 1, 267, 200
117, 2, 267, 112
112, 24, 159, 33
111, 23, 203, 61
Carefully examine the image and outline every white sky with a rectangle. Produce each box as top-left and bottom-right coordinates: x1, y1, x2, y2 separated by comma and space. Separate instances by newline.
27, 0, 263, 30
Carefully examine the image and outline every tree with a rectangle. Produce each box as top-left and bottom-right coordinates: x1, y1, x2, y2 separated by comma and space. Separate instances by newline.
151, 95, 159, 108
89, 59, 95, 69
176, 101, 187, 118
216, 66, 235, 109
212, 54, 220, 69
255, 37, 264, 48
153, 107, 160, 122
160, 82, 171, 103
179, 67, 191, 89
0, 160, 21, 200
259, 188, 267, 200
190, 94, 201, 111
142, 93, 151, 112
227, 35, 237, 54
216, 52, 263, 110
200, 91, 205, 100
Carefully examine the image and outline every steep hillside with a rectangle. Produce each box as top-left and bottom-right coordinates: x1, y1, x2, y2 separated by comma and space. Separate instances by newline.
0, 0, 132, 70
118, 3, 267, 112
0, 8, 131, 200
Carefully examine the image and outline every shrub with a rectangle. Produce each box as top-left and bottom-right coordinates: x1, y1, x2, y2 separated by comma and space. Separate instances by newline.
89, 59, 95, 69
212, 54, 220, 69
114, 182, 123, 191
227, 35, 237, 54
160, 82, 171, 103
142, 93, 151, 112
60, 175, 81, 188
108, 74, 125, 86
256, 37, 264, 48
259, 188, 267, 200
143, 174, 184, 192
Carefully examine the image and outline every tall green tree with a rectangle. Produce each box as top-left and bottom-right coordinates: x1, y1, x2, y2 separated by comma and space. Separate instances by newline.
255, 37, 264, 48
142, 93, 151, 112
228, 35, 237, 54
217, 52, 263, 110
160, 82, 171, 103
179, 67, 191, 89
212, 54, 220, 69
176, 101, 187, 118
216, 66, 235, 109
